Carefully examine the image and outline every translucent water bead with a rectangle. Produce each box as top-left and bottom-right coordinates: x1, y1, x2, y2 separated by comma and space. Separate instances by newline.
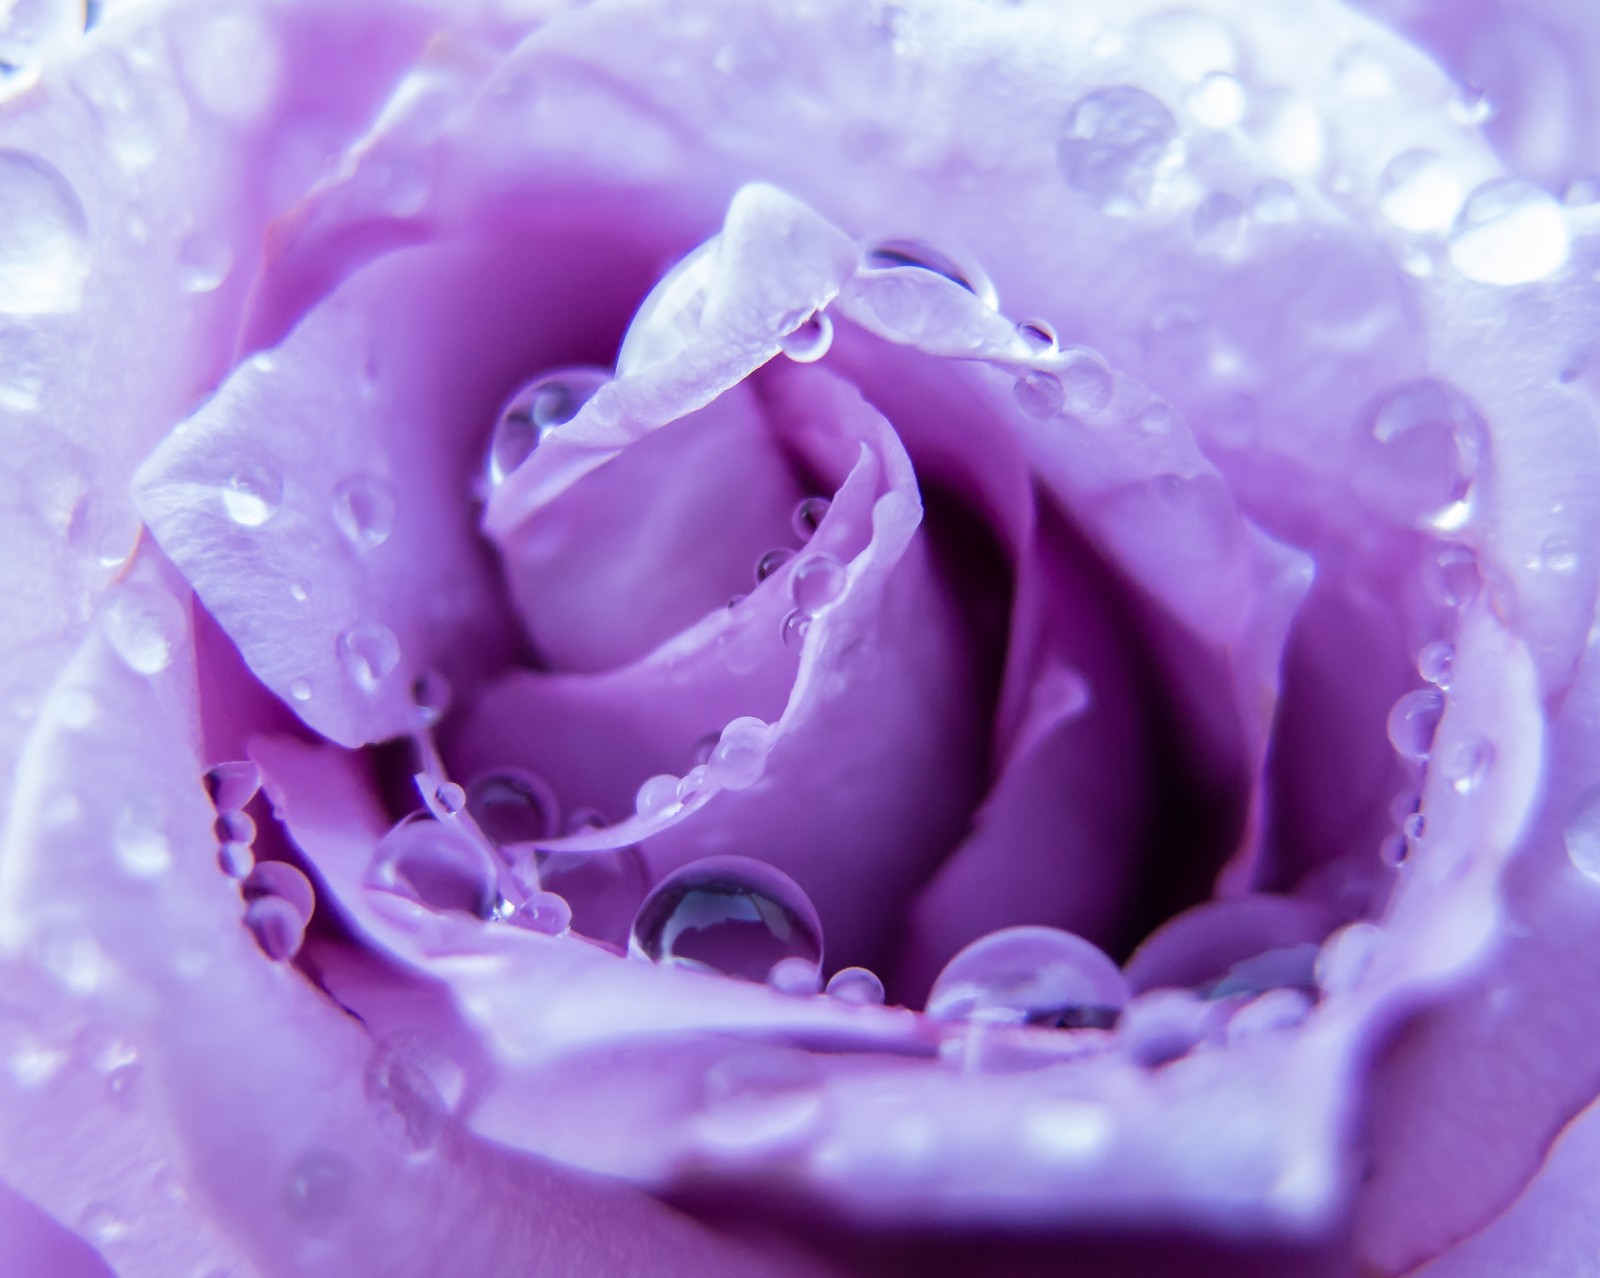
485, 366, 610, 488
368, 816, 500, 918
926, 926, 1129, 1027
630, 855, 823, 985
537, 845, 649, 949
464, 769, 559, 849
1057, 85, 1179, 214
240, 861, 315, 963
863, 239, 999, 311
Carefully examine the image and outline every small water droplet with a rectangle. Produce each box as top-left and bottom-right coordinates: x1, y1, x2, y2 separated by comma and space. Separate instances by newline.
1378, 150, 1463, 234
242, 860, 315, 919
0, 151, 91, 313
1417, 640, 1455, 686
115, 801, 172, 878
1015, 318, 1058, 354
244, 894, 305, 961
863, 239, 998, 310
338, 621, 400, 691
1187, 72, 1246, 128
1134, 402, 1179, 434
634, 773, 681, 819
1057, 85, 1178, 214
218, 841, 254, 878
282, 1149, 354, 1232
826, 966, 885, 1005
79, 1202, 127, 1245
1402, 811, 1427, 841
1014, 369, 1064, 418
410, 669, 451, 728
1566, 785, 1600, 881
1059, 347, 1114, 413
177, 233, 230, 292
289, 677, 312, 702
289, 582, 309, 603
0, 323, 45, 410
790, 553, 846, 614
369, 818, 498, 918
1448, 83, 1494, 126
926, 925, 1128, 1026
431, 780, 465, 815
1442, 736, 1494, 795
486, 366, 610, 487
1358, 379, 1483, 524
1540, 536, 1579, 574
792, 496, 831, 540
1388, 688, 1445, 762
778, 311, 833, 363
103, 583, 186, 675
755, 546, 795, 583
1449, 179, 1569, 285
466, 769, 557, 848
768, 955, 822, 995
332, 473, 395, 552
1379, 832, 1409, 868
213, 809, 256, 846
1426, 543, 1480, 607
707, 717, 772, 791
1562, 176, 1600, 207
221, 463, 282, 527
780, 609, 811, 650
203, 759, 260, 811
508, 889, 572, 936
630, 855, 823, 983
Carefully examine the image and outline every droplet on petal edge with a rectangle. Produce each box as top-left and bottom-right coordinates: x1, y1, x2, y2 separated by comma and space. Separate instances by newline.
485, 366, 610, 488
926, 925, 1128, 1027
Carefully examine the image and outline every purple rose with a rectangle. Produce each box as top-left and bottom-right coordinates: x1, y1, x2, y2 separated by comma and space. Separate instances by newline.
3, 1, 1600, 1275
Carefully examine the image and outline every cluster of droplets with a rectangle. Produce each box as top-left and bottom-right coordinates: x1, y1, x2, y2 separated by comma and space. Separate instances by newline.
730, 493, 847, 654
202, 759, 312, 962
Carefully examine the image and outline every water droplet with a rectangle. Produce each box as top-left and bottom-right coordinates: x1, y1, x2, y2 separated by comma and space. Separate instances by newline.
1402, 811, 1427, 841
115, 801, 172, 878
102, 1044, 140, 1107
103, 583, 186, 675
177, 232, 230, 292
863, 239, 998, 310
1120, 989, 1207, 1066
1015, 318, 1058, 354
431, 779, 465, 815
1059, 347, 1114, 413
1449, 180, 1569, 285
410, 670, 451, 728
79, 1202, 127, 1245
486, 366, 610, 487
630, 855, 823, 984
768, 955, 822, 995
537, 844, 649, 948
790, 553, 846, 614
221, 462, 281, 527
1448, 83, 1494, 126
792, 495, 831, 540
213, 810, 256, 846
1057, 85, 1178, 214
1565, 785, 1600, 881
365, 1047, 445, 1151
1378, 150, 1463, 234
242, 860, 315, 919
0, 323, 45, 410
635, 773, 682, 819
780, 609, 811, 650
338, 621, 400, 691
1427, 543, 1480, 607
1357, 379, 1483, 524
289, 677, 312, 702
1192, 192, 1246, 252
1379, 833, 1409, 868
1013, 369, 1064, 419
244, 894, 305, 961
926, 925, 1129, 1026
755, 546, 795, 583
826, 966, 885, 1005
1442, 736, 1495, 795
1541, 536, 1579, 574
707, 717, 772, 791
1187, 72, 1246, 128
677, 765, 709, 802
332, 473, 395, 552
203, 759, 260, 811
0, 150, 91, 313
1315, 921, 1381, 994
508, 889, 572, 936
218, 842, 254, 879
1417, 640, 1455, 686
1135, 402, 1179, 434
289, 582, 309, 603
282, 1149, 354, 1232
466, 769, 557, 848
779, 311, 833, 363
617, 238, 720, 377
369, 818, 499, 918
1387, 688, 1445, 762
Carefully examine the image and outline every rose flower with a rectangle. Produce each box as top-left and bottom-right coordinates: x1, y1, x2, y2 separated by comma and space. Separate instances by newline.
3, 0, 1600, 1276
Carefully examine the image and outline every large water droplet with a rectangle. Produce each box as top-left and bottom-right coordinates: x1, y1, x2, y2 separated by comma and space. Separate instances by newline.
465, 768, 558, 848
630, 855, 823, 984
245, 894, 306, 961
1356, 379, 1483, 524
369, 817, 499, 918
1449, 179, 1570, 285
103, 583, 186, 675
242, 860, 315, 921
926, 926, 1129, 1027
486, 366, 610, 487
338, 621, 400, 691
1013, 370, 1064, 419
1387, 688, 1445, 761
779, 311, 833, 363
790, 553, 846, 614
863, 239, 998, 311
221, 463, 282, 527
1378, 150, 1463, 234
0, 150, 90, 313
617, 237, 720, 377
507, 889, 572, 936
332, 473, 396, 552
1057, 86, 1178, 214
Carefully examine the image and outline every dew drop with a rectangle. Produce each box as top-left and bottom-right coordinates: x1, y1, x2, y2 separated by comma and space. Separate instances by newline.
1059, 347, 1114, 413
103, 583, 186, 675
1357, 379, 1483, 524
1379, 833, 1410, 868
863, 239, 998, 310
1014, 318, 1058, 354
1013, 369, 1064, 419
1442, 736, 1495, 796
616, 238, 719, 377
755, 546, 795, 583
1057, 85, 1178, 214
1541, 536, 1579, 574
431, 780, 465, 815
0, 323, 45, 410
203, 759, 260, 811
708, 717, 772, 791
242, 861, 315, 921
1427, 543, 1481, 608
245, 894, 306, 961
332, 473, 396, 552
282, 1149, 354, 1232
410, 669, 451, 728
213, 810, 256, 846
1448, 83, 1494, 126
1333, 43, 1394, 98
177, 233, 230, 293
768, 955, 822, 995
221, 463, 282, 527
79, 1202, 127, 1246
1387, 688, 1445, 761
677, 765, 709, 803
790, 552, 846, 614
289, 677, 312, 702
1378, 150, 1463, 234
217, 842, 254, 879
826, 966, 886, 1005
507, 889, 572, 936
1402, 811, 1427, 841
792, 496, 831, 540
466, 768, 557, 848
1187, 72, 1246, 128
1135, 402, 1179, 435
1566, 785, 1600, 882
926, 925, 1129, 1027
338, 621, 400, 691
0, 150, 91, 313
289, 582, 309, 603
780, 609, 811, 650
1417, 640, 1456, 687
779, 311, 833, 363
1449, 179, 1569, 285
114, 801, 172, 878
486, 366, 610, 487
369, 818, 498, 918
635, 773, 682, 819
630, 855, 823, 983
